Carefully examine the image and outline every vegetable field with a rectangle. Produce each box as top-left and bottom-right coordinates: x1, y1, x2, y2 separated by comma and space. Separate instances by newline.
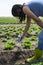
0, 17, 43, 65
0, 23, 40, 50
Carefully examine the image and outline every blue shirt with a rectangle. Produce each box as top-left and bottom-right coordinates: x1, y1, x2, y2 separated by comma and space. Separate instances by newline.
26, 2, 43, 17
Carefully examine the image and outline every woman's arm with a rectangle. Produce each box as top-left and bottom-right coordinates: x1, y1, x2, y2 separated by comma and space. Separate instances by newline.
23, 6, 43, 28
21, 5, 43, 41
21, 16, 31, 40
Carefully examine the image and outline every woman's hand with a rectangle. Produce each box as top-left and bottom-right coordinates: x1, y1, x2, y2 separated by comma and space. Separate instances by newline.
20, 34, 24, 41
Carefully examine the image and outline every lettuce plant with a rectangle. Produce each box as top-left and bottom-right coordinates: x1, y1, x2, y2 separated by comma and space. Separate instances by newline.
7, 40, 15, 45
3, 40, 15, 50
29, 36, 37, 41
4, 44, 13, 50
23, 38, 32, 49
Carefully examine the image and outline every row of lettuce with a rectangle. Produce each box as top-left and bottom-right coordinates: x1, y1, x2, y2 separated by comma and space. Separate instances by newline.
0, 24, 41, 50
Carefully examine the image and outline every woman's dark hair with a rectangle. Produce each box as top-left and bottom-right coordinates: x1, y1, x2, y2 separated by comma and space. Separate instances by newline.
11, 4, 26, 21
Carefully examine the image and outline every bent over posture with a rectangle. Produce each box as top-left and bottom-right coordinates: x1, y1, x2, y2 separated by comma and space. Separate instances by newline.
11, 2, 43, 62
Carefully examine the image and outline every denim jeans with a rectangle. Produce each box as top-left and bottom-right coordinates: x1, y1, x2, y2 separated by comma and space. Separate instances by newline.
38, 29, 43, 50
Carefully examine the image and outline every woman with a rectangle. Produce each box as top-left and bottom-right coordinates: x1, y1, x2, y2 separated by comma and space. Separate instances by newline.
11, 2, 43, 62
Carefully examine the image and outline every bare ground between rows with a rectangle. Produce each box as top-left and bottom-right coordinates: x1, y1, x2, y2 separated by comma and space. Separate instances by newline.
0, 48, 34, 65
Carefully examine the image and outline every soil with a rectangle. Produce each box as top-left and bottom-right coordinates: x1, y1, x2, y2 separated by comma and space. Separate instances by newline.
0, 24, 38, 65
0, 48, 34, 65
